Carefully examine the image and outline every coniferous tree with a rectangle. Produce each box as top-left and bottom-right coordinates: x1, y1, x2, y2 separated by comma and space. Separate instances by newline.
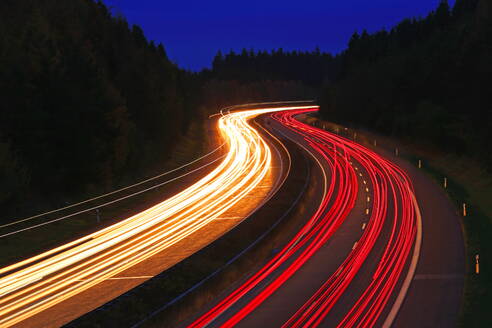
435, 0, 451, 26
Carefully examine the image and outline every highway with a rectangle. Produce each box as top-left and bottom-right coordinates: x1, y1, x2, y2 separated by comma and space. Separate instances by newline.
0, 104, 464, 328
187, 108, 423, 327
0, 106, 311, 328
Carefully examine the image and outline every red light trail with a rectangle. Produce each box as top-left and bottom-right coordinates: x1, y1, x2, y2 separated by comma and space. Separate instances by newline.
188, 107, 421, 328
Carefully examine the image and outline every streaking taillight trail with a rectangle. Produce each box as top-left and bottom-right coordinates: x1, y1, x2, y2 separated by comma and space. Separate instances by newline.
277, 110, 418, 328
189, 108, 420, 328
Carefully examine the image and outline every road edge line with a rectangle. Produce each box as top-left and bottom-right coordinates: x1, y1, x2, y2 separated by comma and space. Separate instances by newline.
382, 187, 423, 328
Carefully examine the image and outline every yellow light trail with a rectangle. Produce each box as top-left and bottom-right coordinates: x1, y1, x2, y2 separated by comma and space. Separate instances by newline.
0, 106, 313, 327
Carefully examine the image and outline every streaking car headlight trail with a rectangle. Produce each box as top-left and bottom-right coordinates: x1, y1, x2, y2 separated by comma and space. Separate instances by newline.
0, 106, 313, 328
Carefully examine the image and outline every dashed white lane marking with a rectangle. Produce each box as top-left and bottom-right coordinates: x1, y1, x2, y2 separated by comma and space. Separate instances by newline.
362, 223, 367, 230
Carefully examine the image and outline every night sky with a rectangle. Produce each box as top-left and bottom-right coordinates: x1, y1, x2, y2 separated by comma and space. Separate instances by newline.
103, 0, 449, 71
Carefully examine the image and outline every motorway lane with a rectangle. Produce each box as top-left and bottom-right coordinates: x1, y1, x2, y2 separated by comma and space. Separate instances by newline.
188, 108, 420, 328
303, 119, 465, 327
235, 119, 372, 328
376, 147, 465, 328
0, 106, 305, 328
263, 112, 420, 328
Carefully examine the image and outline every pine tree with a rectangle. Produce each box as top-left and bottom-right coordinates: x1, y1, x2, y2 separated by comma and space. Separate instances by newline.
212, 50, 224, 70
348, 32, 360, 50
435, 0, 451, 26
157, 43, 167, 59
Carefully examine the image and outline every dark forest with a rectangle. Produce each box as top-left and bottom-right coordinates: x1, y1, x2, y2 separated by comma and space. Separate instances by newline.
0, 0, 201, 215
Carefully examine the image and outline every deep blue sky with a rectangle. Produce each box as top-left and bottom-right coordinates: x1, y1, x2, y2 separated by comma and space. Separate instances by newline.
103, 0, 449, 71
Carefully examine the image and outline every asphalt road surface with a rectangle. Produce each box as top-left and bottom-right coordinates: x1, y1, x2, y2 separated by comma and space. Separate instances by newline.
186, 108, 464, 328
0, 105, 463, 328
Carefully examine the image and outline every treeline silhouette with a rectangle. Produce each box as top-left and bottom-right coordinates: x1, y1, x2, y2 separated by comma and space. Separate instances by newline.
0, 0, 201, 216
321, 0, 492, 167
198, 48, 340, 117
209, 48, 340, 86
206, 0, 491, 169
196, 49, 328, 112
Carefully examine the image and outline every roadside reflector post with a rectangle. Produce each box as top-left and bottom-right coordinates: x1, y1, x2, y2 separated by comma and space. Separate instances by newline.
418, 160, 422, 169
96, 208, 101, 223
323, 124, 326, 130
444, 177, 448, 189
395, 148, 399, 156
374, 140, 377, 147
463, 203, 467, 217
354, 132, 357, 140
475, 254, 480, 274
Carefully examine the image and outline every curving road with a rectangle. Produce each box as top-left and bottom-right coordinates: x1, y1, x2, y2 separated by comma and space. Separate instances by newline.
187, 107, 461, 328
0, 104, 463, 328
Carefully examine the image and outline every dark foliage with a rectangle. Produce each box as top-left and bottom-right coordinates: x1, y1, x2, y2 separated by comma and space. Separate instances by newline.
320, 0, 492, 168
0, 0, 200, 217
209, 48, 340, 86
197, 48, 337, 112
